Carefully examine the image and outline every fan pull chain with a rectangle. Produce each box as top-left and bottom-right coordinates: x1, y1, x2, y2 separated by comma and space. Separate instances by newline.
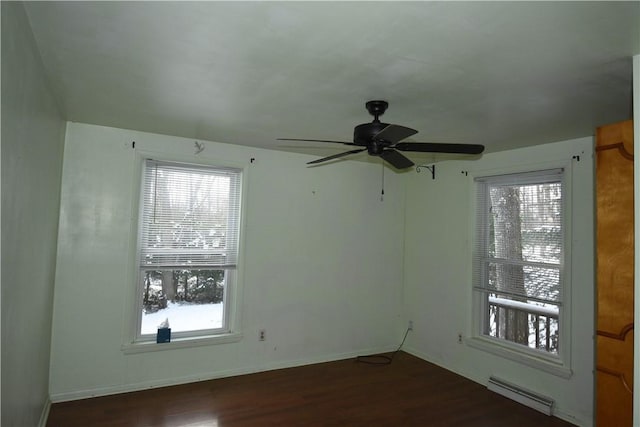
380, 161, 385, 202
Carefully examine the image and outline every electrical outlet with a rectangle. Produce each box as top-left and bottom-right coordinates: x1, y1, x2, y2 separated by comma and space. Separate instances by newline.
259, 329, 266, 341
458, 333, 463, 344
408, 320, 414, 331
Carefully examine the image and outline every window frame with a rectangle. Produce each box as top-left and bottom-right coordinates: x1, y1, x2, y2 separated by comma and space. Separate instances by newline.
468, 162, 573, 378
122, 150, 247, 353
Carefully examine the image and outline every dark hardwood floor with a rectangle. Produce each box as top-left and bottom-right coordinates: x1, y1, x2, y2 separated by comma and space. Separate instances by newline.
47, 352, 577, 426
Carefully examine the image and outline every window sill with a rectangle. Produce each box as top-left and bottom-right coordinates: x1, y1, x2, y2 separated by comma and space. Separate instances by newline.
466, 336, 572, 379
121, 332, 242, 354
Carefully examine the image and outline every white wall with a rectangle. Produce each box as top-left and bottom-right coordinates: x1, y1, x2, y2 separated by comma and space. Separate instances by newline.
402, 137, 594, 426
49, 122, 406, 400
1, 2, 67, 425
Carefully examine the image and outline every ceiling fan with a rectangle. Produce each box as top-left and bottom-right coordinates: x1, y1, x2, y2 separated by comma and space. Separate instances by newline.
278, 100, 485, 170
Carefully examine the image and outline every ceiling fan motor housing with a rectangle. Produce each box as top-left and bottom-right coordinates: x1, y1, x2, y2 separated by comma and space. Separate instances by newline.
354, 122, 389, 154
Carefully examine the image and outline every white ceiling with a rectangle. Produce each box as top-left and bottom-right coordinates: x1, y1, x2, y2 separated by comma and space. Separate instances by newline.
23, 1, 639, 162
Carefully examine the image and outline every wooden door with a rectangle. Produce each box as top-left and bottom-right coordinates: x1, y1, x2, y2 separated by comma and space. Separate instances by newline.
595, 119, 634, 426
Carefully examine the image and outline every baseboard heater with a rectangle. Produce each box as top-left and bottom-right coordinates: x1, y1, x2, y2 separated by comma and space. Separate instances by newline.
487, 376, 554, 416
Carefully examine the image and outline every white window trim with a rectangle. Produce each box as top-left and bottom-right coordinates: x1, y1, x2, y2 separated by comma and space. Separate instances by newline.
465, 334, 572, 378
467, 160, 573, 378
121, 332, 243, 355
122, 149, 248, 353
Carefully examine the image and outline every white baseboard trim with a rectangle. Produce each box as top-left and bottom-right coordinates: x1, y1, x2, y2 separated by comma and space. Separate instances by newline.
402, 346, 589, 427
552, 408, 585, 427
403, 345, 484, 383
38, 398, 51, 427
50, 345, 398, 403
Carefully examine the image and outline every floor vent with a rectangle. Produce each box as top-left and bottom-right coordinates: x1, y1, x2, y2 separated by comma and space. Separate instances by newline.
487, 376, 554, 416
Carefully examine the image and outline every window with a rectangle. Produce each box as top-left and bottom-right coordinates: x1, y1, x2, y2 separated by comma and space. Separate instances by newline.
135, 159, 242, 342
473, 169, 564, 359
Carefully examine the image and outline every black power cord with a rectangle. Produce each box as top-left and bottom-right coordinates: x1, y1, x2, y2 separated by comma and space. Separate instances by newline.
356, 326, 412, 365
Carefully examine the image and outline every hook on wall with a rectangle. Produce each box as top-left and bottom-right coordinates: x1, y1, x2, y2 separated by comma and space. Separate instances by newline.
416, 164, 436, 180
194, 141, 205, 154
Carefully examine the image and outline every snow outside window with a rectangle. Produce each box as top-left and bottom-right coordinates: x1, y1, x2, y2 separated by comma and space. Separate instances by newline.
473, 169, 564, 358
135, 159, 242, 341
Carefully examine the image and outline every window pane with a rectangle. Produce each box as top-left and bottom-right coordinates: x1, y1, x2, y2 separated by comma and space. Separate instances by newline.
486, 292, 559, 354
140, 269, 226, 335
474, 170, 564, 356
485, 180, 562, 303
486, 261, 561, 303
489, 182, 562, 265
140, 160, 241, 269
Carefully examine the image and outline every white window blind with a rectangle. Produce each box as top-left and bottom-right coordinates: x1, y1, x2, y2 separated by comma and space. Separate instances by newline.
139, 160, 242, 270
473, 169, 564, 306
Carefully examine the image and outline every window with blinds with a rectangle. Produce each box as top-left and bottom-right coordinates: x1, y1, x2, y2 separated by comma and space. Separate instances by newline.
136, 159, 242, 339
473, 169, 564, 355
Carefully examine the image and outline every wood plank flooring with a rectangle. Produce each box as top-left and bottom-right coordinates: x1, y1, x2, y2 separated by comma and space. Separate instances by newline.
47, 352, 577, 426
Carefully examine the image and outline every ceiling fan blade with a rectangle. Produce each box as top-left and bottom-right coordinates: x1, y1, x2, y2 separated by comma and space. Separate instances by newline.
278, 138, 357, 146
394, 142, 485, 155
307, 148, 367, 165
379, 149, 415, 169
373, 124, 418, 144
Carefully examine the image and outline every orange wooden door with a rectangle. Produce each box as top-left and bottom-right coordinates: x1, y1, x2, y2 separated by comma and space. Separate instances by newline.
595, 119, 634, 426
